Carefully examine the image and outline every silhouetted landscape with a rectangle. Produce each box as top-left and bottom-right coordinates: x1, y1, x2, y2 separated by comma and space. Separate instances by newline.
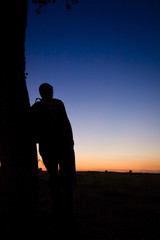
72, 171, 160, 240
0, 169, 160, 239
1, 1, 160, 240
2, 170, 159, 240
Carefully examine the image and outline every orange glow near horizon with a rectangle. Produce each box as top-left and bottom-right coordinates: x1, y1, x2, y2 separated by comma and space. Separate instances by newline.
38, 155, 160, 173
76, 156, 160, 173
37, 140, 160, 173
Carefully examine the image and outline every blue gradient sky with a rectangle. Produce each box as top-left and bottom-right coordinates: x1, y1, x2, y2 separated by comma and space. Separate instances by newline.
26, 0, 160, 172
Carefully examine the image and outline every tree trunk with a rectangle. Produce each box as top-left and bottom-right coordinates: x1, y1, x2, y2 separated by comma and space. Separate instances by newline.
0, 0, 38, 195
0, 2, 38, 237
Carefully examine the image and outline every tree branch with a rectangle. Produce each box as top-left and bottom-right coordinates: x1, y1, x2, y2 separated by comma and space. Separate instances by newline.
32, 0, 79, 14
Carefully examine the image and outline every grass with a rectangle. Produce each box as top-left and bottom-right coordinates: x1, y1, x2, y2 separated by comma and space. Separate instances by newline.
38, 171, 160, 239
0, 171, 160, 239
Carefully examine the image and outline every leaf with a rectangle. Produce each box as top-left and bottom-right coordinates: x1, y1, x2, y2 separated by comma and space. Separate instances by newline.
66, 3, 71, 10
35, 9, 41, 14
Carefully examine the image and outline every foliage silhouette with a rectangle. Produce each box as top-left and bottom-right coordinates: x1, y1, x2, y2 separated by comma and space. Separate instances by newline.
32, 0, 79, 14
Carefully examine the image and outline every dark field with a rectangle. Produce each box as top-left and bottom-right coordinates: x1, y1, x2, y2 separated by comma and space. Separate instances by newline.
0, 171, 160, 239
38, 171, 160, 240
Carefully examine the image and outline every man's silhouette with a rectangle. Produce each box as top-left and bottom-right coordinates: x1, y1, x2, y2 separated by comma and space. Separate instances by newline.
31, 83, 76, 236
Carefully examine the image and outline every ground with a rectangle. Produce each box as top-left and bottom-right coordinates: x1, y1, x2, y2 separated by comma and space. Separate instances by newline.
0, 171, 160, 239
37, 171, 160, 240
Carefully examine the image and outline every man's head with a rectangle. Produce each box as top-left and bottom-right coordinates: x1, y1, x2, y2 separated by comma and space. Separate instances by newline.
39, 83, 53, 100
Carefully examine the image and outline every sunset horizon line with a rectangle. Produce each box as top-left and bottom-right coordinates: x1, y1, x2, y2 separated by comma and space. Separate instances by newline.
38, 162, 160, 174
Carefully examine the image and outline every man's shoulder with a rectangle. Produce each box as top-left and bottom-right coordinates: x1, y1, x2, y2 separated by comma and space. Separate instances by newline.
31, 101, 42, 108
53, 98, 64, 106
31, 101, 46, 112
31, 98, 64, 109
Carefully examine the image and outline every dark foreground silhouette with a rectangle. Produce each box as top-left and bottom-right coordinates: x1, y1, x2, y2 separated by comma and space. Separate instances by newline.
37, 171, 160, 240
0, 171, 160, 239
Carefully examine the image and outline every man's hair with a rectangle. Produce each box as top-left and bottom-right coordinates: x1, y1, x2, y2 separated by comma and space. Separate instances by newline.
39, 83, 53, 98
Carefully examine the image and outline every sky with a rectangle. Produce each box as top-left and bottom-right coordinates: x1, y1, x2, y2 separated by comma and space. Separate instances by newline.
26, 0, 160, 172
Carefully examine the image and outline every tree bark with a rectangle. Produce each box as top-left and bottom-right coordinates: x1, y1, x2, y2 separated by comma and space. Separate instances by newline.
0, 1, 38, 194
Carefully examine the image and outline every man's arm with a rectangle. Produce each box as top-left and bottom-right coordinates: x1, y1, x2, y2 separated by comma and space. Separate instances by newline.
58, 100, 74, 146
